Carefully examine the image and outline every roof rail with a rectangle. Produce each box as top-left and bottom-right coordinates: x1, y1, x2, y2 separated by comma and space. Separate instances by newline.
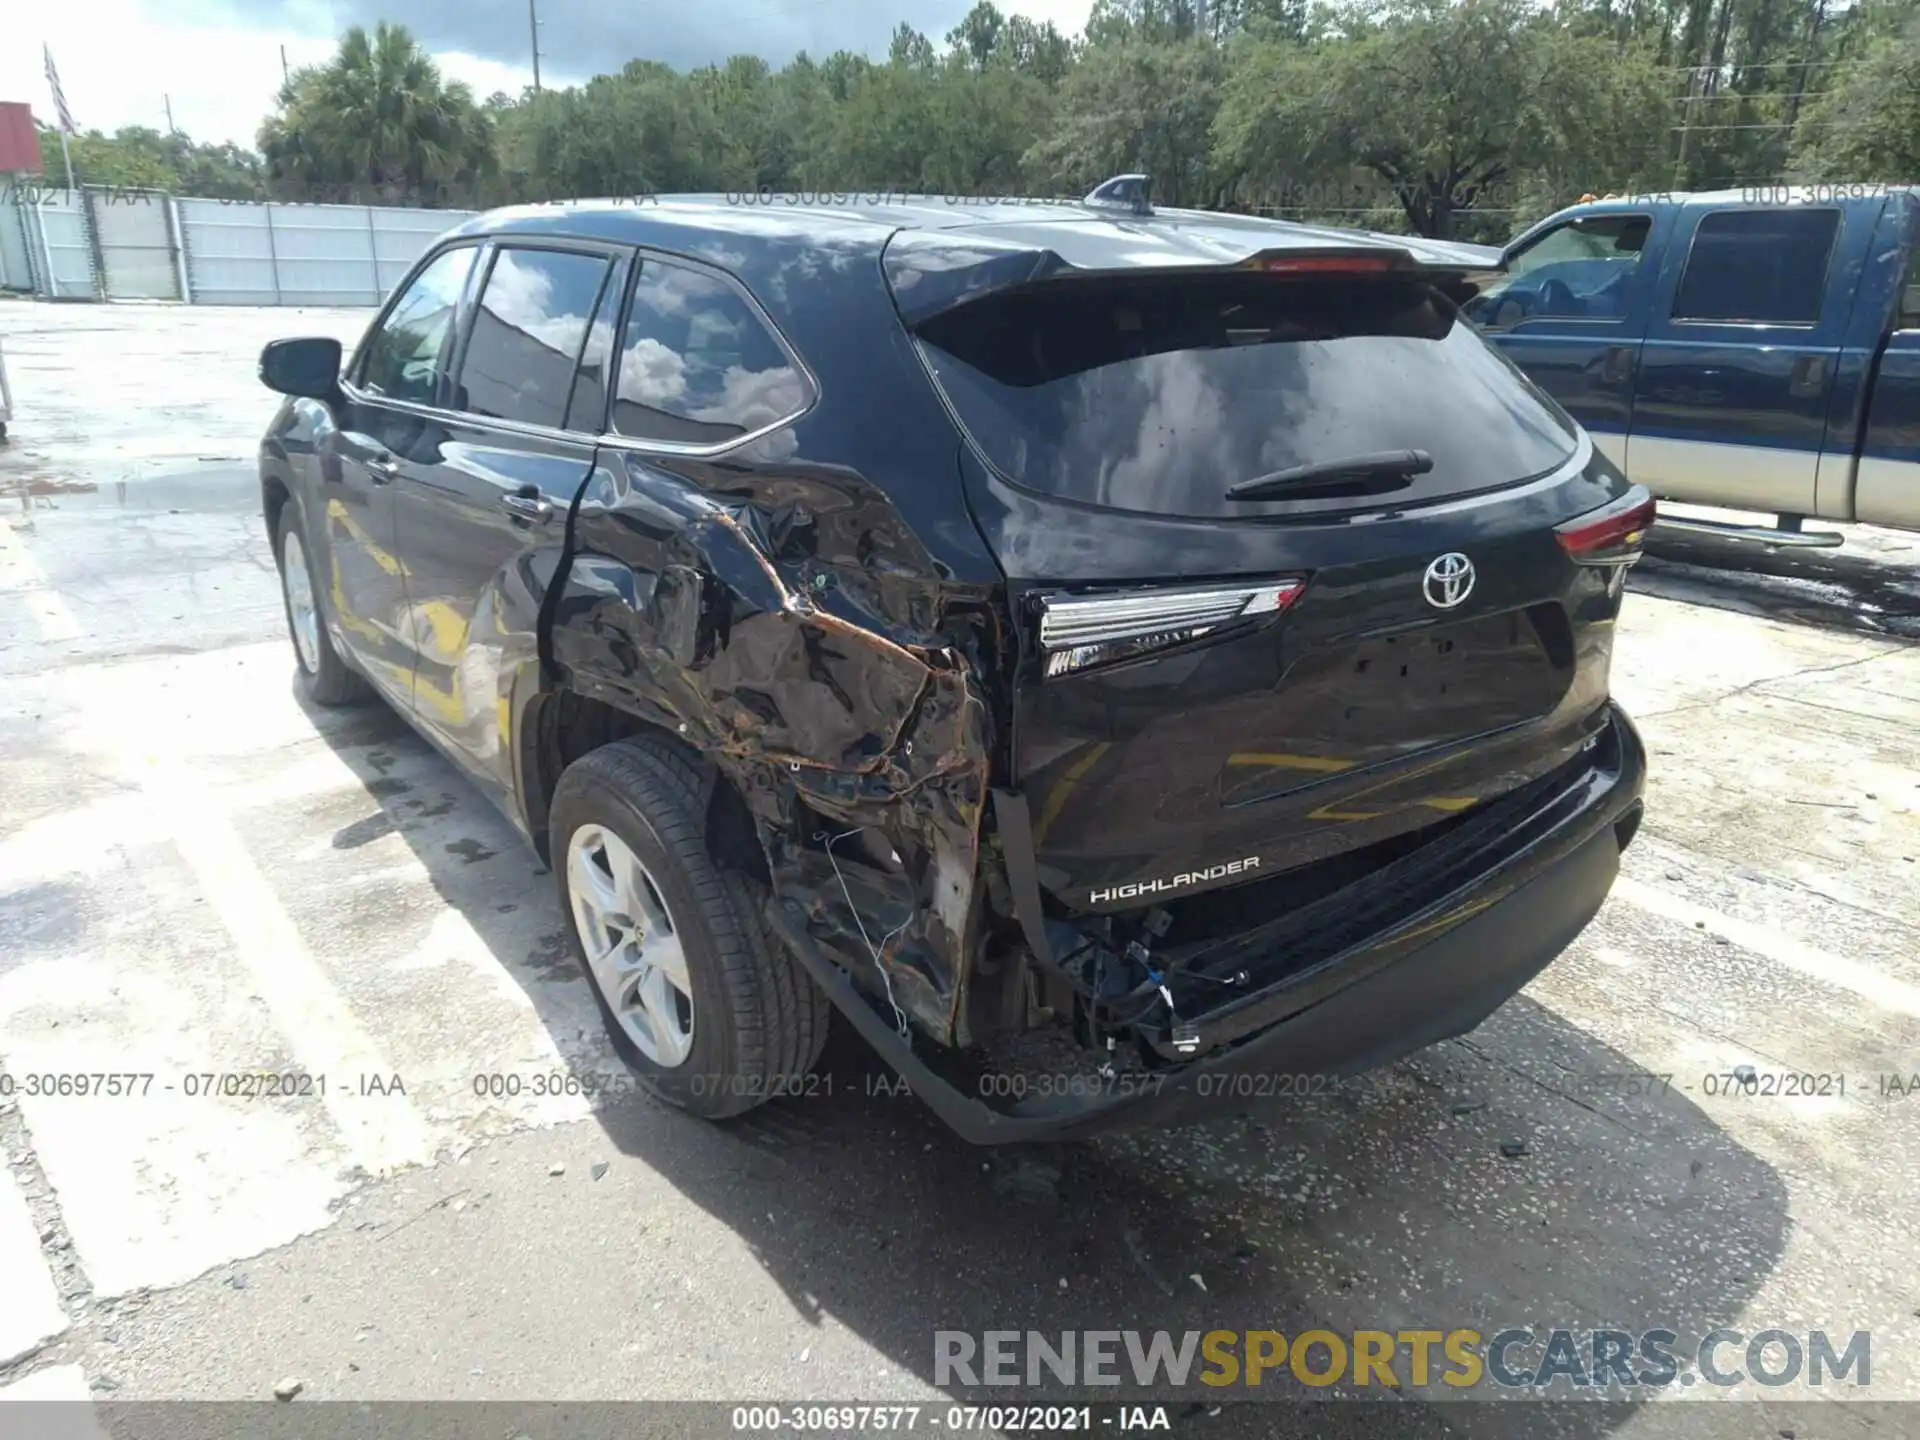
1083, 173, 1154, 217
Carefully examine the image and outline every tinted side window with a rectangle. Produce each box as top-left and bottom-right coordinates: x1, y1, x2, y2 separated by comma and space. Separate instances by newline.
455, 247, 612, 429
1478, 214, 1649, 325
1901, 238, 1920, 326
611, 260, 807, 445
1673, 209, 1839, 324
361, 246, 476, 403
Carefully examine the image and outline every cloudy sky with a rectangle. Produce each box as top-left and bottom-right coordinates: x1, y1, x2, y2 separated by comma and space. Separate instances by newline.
7, 0, 1095, 152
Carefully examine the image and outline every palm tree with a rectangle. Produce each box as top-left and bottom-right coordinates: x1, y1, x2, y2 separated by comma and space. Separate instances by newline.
259, 22, 496, 204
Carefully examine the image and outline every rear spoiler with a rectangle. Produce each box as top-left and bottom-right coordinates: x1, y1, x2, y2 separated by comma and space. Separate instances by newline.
884, 226, 1508, 327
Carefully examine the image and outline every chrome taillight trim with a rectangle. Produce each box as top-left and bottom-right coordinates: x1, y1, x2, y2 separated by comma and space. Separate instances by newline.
1037, 580, 1303, 673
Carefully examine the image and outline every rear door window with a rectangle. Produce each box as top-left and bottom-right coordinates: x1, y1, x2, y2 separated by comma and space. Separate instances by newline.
610, 259, 809, 446
1672, 208, 1839, 325
914, 274, 1580, 521
454, 246, 613, 429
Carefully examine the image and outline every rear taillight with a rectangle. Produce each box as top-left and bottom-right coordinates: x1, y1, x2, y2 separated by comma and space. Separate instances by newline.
1037, 579, 1304, 679
1556, 487, 1656, 565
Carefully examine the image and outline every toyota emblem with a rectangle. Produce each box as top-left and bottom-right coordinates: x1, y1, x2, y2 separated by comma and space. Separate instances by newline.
1423, 552, 1475, 609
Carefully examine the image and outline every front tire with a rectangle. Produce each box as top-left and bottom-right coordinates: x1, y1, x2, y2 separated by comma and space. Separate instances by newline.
551, 736, 830, 1119
274, 502, 369, 706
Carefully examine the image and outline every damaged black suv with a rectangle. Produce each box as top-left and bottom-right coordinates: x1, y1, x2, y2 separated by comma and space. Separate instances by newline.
257, 178, 1649, 1143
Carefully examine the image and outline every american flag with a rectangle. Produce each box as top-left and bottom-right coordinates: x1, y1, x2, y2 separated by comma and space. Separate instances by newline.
44, 45, 75, 134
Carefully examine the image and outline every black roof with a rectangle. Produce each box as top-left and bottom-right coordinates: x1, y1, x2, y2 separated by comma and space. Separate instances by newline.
450, 195, 1504, 322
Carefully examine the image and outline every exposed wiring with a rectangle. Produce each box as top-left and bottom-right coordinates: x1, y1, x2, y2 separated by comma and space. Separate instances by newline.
819, 828, 912, 1040
1088, 960, 1251, 1035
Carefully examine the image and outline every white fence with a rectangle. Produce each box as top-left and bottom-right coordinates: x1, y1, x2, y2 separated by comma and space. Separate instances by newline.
0, 182, 475, 305
1, 185, 96, 298
0, 189, 29, 292
178, 199, 475, 305
94, 190, 188, 299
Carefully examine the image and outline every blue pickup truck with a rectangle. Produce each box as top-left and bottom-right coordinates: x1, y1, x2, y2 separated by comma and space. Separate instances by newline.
1468, 186, 1920, 545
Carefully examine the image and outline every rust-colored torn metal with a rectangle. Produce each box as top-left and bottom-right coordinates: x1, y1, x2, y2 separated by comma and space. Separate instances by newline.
561, 494, 997, 1046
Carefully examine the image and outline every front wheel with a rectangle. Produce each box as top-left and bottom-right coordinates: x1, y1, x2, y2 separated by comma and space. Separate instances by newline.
275, 502, 368, 706
551, 736, 830, 1119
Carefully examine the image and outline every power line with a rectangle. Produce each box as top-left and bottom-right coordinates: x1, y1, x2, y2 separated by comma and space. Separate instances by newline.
1668, 91, 1840, 102
1670, 121, 1813, 131
1655, 57, 1872, 71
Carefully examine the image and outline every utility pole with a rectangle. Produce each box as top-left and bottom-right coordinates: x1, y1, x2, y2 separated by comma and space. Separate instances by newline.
163, 94, 175, 133
280, 45, 290, 85
528, 0, 542, 92
1672, 65, 1703, 187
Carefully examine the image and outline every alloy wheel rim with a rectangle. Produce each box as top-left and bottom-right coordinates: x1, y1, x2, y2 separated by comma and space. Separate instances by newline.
565, 824, 694, 1067
282, 529, 321, 674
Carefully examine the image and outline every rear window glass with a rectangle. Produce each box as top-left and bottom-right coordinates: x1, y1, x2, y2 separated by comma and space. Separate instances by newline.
914, 275, 1579, 520
1672, 208, 1839, 325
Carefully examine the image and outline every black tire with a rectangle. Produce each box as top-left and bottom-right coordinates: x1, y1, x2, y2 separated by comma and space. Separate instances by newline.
275, 501, 370, 706
550, 735, 830, 1119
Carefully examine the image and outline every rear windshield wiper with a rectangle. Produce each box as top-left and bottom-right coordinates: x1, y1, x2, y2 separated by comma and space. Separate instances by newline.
1224, 448, 1434, 502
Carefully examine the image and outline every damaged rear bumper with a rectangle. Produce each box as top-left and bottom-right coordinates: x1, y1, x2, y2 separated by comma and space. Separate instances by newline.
770, 703, 1647, 1145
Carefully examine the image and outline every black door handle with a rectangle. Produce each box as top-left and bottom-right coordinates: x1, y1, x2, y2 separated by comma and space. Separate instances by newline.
1789, 354, 1829, 397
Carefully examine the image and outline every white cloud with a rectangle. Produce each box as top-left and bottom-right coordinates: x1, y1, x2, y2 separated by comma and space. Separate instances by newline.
690, 365, 806, 431
6, 4, 550, 151
618, 337, 690, 409
477, 248, 608, 356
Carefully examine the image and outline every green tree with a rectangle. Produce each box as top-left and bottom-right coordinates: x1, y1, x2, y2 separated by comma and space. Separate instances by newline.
1212, 0, 1309, 41
161, 136, 267, 198
33, 125, 176, 190
500, 61, 722, 200
803, 56, 940, 189
950, 2, 1010, 68
1215, 0, 1674, 238
1027, 39, 1227, 206
258, 22, 495, 204
1085, 0, 1208, 45
924, 60, 1053, 192
30, 123, 262, 197
1789, 24, 1920, 179
889, 24, 938, 69
1000, 16, 1075, 87
245, 0, 1847, 228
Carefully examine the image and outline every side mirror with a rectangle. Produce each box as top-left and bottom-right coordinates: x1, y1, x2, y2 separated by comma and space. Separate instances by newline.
259, 337, 344, 401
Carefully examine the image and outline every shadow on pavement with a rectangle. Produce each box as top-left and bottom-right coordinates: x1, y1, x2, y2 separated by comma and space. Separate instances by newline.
302, 690, 1793, 1440
1636, 529, 1920, 640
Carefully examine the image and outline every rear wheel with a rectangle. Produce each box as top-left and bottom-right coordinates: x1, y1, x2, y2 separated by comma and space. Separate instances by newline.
551, 736, 830, 1118
275, 503, 368, 706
